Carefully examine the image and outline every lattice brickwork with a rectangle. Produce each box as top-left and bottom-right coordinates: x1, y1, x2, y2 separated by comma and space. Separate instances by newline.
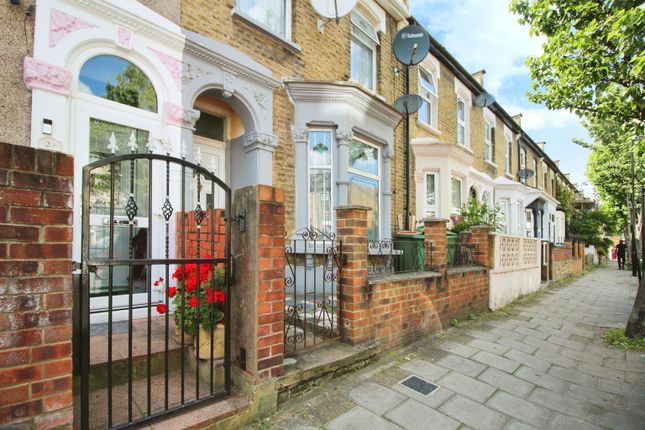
493, 234, 540, 272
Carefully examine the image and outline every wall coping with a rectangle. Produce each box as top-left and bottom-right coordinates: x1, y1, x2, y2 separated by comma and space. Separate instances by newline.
335, 205, 373, 211
368, 270, 441, 285
446, 266, 487, 275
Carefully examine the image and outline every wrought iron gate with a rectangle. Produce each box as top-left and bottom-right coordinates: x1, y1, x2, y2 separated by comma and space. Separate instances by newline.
284, 228, 342, 354
77, 152, 231, 430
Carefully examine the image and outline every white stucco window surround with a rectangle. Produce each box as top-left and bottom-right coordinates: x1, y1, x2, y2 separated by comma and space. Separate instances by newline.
454, 78, 472, 148
350, 9, 381, 92
503, 125, 513, 177
417, 53, 440, 132
411, 139, 474, 221
468, 167, 494, 206
483, 108, 495, 163
285, 81, 401, 240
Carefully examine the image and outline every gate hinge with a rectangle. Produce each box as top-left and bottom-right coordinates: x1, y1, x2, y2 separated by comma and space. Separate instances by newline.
72, 261, 81, 275
225, 210, 246, 233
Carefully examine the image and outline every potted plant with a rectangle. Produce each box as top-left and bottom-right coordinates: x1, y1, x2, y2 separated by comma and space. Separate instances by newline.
156, 259, 226, 359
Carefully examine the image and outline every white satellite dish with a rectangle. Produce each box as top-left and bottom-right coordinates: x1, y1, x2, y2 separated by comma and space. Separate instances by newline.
474, 92, 495, 108
310, 0, 357, 20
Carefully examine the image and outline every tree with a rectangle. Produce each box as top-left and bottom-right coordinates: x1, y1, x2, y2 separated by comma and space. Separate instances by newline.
105, 64, 157, 112
510, 0, 645, 134
511, 0, 645, 338
568, 208, 617, 256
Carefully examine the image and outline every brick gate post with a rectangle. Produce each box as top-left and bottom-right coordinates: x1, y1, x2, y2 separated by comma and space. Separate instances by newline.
423, 218, 448, 271
335, 205, 369, 345
0, 143, 74, 429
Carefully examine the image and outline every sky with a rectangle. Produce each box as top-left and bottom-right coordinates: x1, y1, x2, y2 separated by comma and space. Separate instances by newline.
410, 0, 595, 197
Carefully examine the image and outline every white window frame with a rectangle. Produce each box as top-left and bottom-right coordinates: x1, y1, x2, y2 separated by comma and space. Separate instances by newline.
457, 98, 467, 147
451, 176, 463, 213
307, 129, 334, 236
424, 172, 439, 217
348, 138, 381, 239
350, 11, 379, 92
542, 162, 547, 190
235, 0, 292, 40
519, 146, 527, 183
533, 157, 538, 187
504, 129, 512, 175
484, 119, 494, 162
418, 68, 438, 129
454, 79, 471, 148
498, 198, 510, 234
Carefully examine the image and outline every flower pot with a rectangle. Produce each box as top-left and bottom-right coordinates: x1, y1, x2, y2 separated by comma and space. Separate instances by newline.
194, 325, 225, 360
173, 326, 194, 345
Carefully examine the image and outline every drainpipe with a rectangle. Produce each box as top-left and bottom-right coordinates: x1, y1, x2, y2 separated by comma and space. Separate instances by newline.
405, 65, 411, 231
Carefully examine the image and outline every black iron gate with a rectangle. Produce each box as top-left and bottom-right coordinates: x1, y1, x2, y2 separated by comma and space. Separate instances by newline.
77, 152, 231, 430
284, 228, 342, 354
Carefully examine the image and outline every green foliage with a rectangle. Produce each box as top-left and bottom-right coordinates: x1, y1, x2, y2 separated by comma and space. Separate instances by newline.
451, 198, 503, 234
509, 0, 645, 133
602, 327, 645, 351
568, 208, 617, 252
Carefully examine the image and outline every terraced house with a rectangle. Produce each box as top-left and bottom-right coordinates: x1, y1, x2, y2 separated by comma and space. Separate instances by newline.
0, 1, 582, 429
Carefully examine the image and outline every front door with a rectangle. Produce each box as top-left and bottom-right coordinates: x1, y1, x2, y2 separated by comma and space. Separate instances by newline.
192, 135, 226, 210
74, 101, 162, 318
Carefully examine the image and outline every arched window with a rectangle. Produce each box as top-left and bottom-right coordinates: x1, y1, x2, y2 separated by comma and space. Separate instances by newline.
79, 55, 158, 112
419, 69, 438, 128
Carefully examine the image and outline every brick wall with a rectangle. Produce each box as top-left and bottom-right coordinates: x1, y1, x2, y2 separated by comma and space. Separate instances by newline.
549, 240, 585, 281
0, 142, 74, 429
337, 210, 490, 348
176, 209, 226, 259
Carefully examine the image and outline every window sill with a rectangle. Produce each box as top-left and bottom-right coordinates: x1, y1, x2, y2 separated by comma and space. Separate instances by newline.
232, 10, 302, 53
347, 79, 383, 100
457, 143, 473, 155
484, 160, 497, 169
416, 120, 441, 136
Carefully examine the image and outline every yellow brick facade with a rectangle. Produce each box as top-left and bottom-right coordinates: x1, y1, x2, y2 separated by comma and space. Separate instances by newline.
181, 1, 409, 235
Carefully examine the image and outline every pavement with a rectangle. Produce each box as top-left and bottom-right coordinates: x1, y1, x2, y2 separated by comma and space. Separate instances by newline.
252, 266, 645, 430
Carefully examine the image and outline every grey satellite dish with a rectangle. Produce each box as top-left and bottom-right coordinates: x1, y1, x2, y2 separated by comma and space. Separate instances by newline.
310, 0, 357, 20
394, 94, 423, 115
393, 25, 430, 66
518, 169, 535, 180
474, 92, 495, 107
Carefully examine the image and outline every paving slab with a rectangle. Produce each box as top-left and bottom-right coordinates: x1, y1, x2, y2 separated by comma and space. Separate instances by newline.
514, 365, 569, 393
486, 391, 552, 428
384, 399, 459, 430
325, 406, 403, 430
495, 337, 537, 355
435, 354, 487, 378
436, 372, 496, 403
467, 338, 510, 355
504, 349, 551, 373
348, 382, 407, 416
527, 387, 591, 419
399, 358, 450, 382
547, 412, 605, 430
439, 394, 508, 430
477, 367, 535, 398
503, 421, 538, 430
438, 341, 479, 358
547, 365, 597, 387
471, 350, 520, 373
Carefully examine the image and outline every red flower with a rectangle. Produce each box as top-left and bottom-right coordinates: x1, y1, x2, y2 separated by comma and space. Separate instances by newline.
158, 277, 164, 282
167, 286, 177, 298
189, 296, 200, 308
156, 304, 167, 314
185, 277, 198, 293
154, 280, 160, 286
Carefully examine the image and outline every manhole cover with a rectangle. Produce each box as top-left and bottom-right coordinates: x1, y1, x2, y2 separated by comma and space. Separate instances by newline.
399, 375, 439, 396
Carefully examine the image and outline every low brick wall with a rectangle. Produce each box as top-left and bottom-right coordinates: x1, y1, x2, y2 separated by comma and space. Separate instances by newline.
0, 143, 74, 429
176, 208, 226, 259
549, 240, 585, 281
337, 208, 491, 347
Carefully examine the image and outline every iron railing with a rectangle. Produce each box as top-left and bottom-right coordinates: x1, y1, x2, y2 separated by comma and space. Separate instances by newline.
368, 240, 427, 275
284, 229, 342, 355
78, 152, 231, 430
447, 242, 479, 267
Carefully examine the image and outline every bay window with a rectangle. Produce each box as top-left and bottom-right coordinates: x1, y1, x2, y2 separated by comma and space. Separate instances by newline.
419, 69, 438, 128
308, 130, 333, 235
348, 139, 380, 239
237, 0, 290, 39
350, 12, 378, 91
451, 177, 462, 213
425, 172, 438, 217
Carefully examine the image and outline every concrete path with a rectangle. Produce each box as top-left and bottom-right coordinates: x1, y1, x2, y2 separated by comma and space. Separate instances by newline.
257, 266, 645, 430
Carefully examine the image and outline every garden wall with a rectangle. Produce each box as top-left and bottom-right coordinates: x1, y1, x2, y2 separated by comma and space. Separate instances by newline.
550, 240, 585, 281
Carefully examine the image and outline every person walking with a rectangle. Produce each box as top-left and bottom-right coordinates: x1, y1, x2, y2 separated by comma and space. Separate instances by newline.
616, 239, 627, 269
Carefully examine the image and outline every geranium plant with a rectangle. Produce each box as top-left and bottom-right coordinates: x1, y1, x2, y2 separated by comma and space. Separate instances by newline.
156, 258, 226, 336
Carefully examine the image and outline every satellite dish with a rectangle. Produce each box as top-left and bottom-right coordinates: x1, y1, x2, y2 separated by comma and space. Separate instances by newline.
310, 0, 357, 20
518, 169, 535, 180
394, 94, 423, 115
393, 25, 430, 66
474, 92, 495, 107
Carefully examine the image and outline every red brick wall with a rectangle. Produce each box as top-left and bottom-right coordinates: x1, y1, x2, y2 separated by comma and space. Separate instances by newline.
176, 209, 226, 259
0, 143, 74, 429
337, 212, 490, 347
549, 240, 585, 281
255, 185, 285, 379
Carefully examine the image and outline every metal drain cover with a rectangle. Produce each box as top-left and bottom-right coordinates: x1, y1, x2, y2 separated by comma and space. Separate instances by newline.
399, 375, 439, 396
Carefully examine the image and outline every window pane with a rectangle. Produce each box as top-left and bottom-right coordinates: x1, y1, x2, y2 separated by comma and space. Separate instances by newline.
419, 99, 431, 124
351, 37, 374, 90
309, 130, 332, 166
194, 111, 225, 141
349, 140, 378, 176
426, 174, 436, 206
88, 118, 149, 217
457, 100, 465, 120
420, 70, 436, 95
310, 169, 332, 236
457, 124, 465, 145
238, 0, 286, 37
351, 12, 379, 43
79, 55, 157, 112
349, 174, 379, 240
451, 178, 461, 210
